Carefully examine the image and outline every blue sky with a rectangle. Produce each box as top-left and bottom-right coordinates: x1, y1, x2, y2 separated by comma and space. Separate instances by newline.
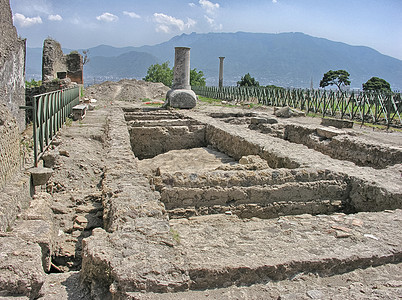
10, 0, 402, 60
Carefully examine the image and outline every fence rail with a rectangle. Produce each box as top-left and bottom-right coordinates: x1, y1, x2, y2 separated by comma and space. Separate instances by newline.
192, 86, 402, 128
23, 87, 80, 166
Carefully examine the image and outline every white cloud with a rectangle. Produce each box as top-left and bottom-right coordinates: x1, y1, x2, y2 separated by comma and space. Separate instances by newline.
123, 11, 141, 19
205, 15, 214, 25
187, 18, 197, 28
272, 0, 278, 3
204, 15, 222, 30
189, 2, 196, 7
48, 14, 62, 21
13, 13, 42, 27
153, 13, 196, 33
96, 12, 118, 22
199, 0, 219, 15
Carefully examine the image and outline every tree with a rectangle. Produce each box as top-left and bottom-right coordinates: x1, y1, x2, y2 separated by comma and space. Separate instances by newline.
266, 84, 285, 91
362, 77, 391, 93
319, 70, 351, 92
143, 62, 173, 87
82, 49, 90, 65
144, 62, 206, 87
237, 73, 259, 87
25, 79, 42, 88
190, 68, 206, 86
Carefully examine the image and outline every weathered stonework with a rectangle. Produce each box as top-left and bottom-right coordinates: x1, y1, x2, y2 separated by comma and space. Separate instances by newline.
0, 0, 26, 131
166, 47, 197, 109
42, 38, 83, 84
0, 0, 32, 234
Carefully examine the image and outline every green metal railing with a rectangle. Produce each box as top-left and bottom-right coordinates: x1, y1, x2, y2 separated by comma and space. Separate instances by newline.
22, 87, 79, 166
192, 86, 402, 127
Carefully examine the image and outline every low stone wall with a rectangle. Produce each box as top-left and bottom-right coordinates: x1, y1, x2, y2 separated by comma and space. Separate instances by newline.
81, 107, 187, 298
127, 111, 206, 159
283, 124, 402, 169
206, 124, 299, 169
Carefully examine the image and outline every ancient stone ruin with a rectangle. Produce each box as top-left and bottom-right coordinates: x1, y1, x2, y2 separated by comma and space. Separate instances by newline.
219, 56, 225, 87
42, 38, 83, 85
166, 47, 197, 109
0, 0, 26, 131
0, 0, 402, 298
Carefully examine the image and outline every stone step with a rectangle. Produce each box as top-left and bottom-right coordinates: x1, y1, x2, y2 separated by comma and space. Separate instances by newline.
160, 181, 348, 210
126, 262, 402, 299
82, 209, 402, 297
169, 210, 402, 290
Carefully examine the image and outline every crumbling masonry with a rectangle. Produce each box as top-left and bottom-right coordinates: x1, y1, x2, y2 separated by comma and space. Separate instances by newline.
42, 38, 83, 84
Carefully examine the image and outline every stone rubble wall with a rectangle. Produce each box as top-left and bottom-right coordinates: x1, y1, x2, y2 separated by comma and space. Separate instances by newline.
283, 123, 402, 169
0, 105, 21, 190
0, 0, 26, 131
81, 106, 189, 299
0, 0, 32, 233
42, 38, 83, 84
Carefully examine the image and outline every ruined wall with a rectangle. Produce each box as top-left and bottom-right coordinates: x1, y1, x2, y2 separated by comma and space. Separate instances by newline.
42, 39, 83, 84
66, 52, 83, 84
42, 38, 66, 82
0, 0, 26, 131
0, 0, 31, 232
0, 104, 21, 190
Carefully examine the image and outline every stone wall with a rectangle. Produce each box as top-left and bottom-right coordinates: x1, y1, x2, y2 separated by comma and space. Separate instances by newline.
42, 38, 83, 84
42, 38, 66, 82
66, 52, 83, 84
0, 0, 26, 131
0, 0, 32, 232
0, 104, 21, 190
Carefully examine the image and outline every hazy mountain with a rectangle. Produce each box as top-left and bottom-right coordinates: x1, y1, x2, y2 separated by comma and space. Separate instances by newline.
26, 32, 402, 90
84, 51, 158, 78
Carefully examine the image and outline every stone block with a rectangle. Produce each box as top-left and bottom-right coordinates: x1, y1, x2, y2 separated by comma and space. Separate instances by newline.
321, 118, 354, 129
250, 117, 278, 125
167, 89, 197, 109
0, 235, 45, 298
41, 152, 57, 168
316, 127, 345, 139
29, 167, 53, 186
13, 219, 55, 273
274, 106, 305, 118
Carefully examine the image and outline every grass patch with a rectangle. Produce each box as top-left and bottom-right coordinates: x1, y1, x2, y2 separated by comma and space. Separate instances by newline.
65, 117, 73, 127
198, 96, 222, 104
198, 96, 238, 108
170, 228, 180, 244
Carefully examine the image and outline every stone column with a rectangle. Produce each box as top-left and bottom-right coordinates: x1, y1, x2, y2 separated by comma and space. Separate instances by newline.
172, 47, 191, 90
165, 47, 197, 109
219, 57, 225, 88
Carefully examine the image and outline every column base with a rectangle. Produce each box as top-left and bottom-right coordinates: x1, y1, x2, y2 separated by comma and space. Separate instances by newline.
166, 89, 197, 109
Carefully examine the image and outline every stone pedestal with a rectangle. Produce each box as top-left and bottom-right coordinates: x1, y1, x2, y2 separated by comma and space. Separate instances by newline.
166, 47, 197, 109
167, 89, 197, 109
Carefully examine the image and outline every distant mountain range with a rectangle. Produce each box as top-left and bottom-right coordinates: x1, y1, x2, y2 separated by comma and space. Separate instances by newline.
26, 32, 402, 90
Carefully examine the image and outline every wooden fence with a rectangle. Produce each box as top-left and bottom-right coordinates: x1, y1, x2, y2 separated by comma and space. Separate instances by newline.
192, 86, 402, 127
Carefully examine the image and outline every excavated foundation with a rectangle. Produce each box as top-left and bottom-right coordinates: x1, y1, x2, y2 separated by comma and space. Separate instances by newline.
79, 105, 402, 299
126, 109, 402, 221
126, 109, 350, 219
